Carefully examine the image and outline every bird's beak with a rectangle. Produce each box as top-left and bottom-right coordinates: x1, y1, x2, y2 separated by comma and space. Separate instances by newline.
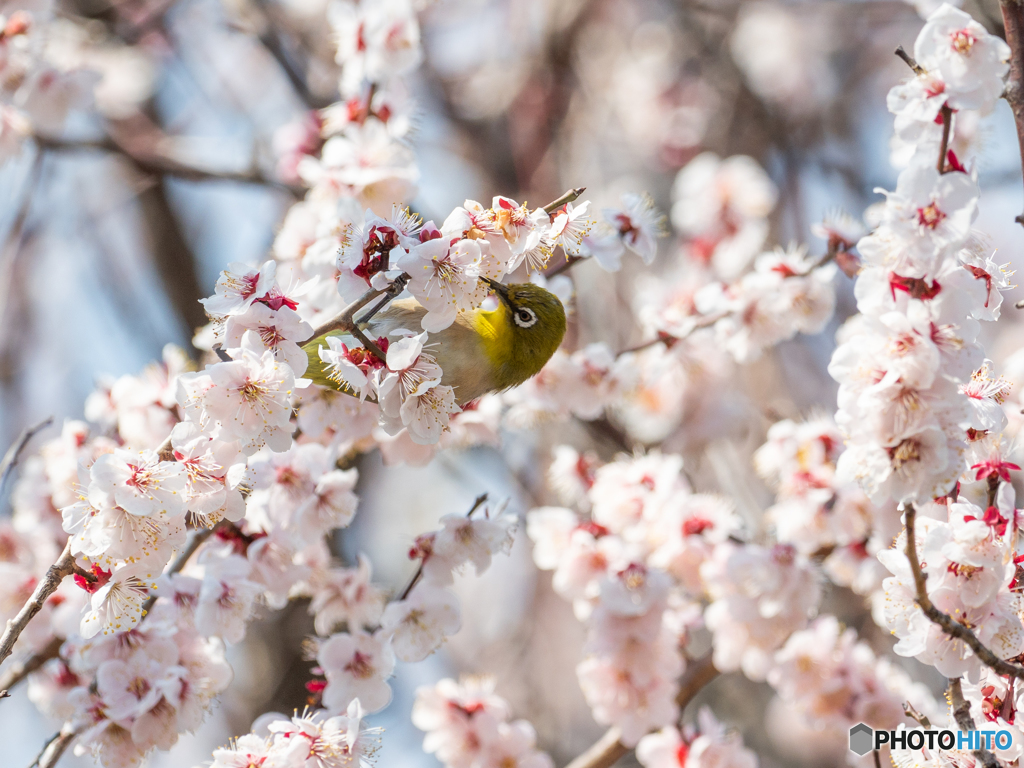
481, 277, 512, 306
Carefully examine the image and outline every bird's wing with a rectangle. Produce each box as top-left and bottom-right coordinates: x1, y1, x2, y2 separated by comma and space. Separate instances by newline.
367, 302, 498, 405
302, 300, 497, 405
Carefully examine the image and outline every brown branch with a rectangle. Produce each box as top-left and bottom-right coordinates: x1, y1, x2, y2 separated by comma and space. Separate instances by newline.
1000, 0, 1024, 227
543, 188, 587, 215
32, 132, 302, 195
937, 105, 953, 174
308, 278, 406, 342
0, 416, 53, 500
949, 677, 999, 768
564, 655, 718, 768
545, 255, 583, 278
398, 494, 489, 602
139, 520, 230, 617
0, 634, 62, 699
894, 45, 925, 75
903, 503, 1024, 680
0, 541, 75, 669
616, 313, 727, 358
903, 700, 931, 729
31, 723, 80, 768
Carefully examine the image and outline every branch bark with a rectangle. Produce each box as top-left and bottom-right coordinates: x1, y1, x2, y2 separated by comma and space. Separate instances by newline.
31, 723, 80, 768
0, 416, 53, 500
563, 655, 718, 768
999, 0, 1024, 226
33, 132, 302, 195
949, 677, 999, 768
0, 634, 62, 699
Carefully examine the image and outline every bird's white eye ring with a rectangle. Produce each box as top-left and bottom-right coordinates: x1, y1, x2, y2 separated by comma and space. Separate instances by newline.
514, 307, 538, 328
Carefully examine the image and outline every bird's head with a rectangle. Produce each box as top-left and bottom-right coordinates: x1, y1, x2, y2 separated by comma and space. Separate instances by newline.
478, 277, 567, 390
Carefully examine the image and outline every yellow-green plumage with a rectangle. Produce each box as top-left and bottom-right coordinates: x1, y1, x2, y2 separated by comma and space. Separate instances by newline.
302, 282, 567, 405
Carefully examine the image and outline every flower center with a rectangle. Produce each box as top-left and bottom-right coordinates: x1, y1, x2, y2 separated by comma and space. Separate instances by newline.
950, 28, 976, 54
916, 202, 946, 229
345, 650, 375, 679
128, 676, 151, 699
889, 439, 920, 470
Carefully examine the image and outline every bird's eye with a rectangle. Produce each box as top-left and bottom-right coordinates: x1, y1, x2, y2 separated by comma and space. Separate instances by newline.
514, 307, 538, 328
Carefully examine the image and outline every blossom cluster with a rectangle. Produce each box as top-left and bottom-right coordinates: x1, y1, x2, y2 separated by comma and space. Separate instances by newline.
412, 677, 554, 768
206, 699, 381, 768
830, 3, 1014, 505
830, 5, 1024, 759
529, 451, 736, 744
311, 504, 516, 715
877, 497, 1024, 678
636, 708, 759, 768
767, 615, 941, 739
755, 417, 898, 595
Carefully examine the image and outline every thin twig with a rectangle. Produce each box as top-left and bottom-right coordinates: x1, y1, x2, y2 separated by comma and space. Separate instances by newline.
949, 677, 999, 768
903, 503, 1024, 680
903, 700, 931, 729
0, 634, 62, 700
308, 280, 404, 341
563, 655, 718, 768
542, 188, 587, 215
937, 105, 953, 174
0, 417, 53, 500
139, 522, 224, 616
545, 255, 583, 278
398, 494, 488, 602
33, 133, 301, 194
32, 723, 81, 768
999, 0, 1024, 227
0, 541, 75, 669
616, 313, 727, 358
894, 45, 925, 75
873, 750, 882, 768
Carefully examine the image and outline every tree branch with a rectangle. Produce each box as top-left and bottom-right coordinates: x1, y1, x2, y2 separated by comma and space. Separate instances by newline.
0, 634, 62, 699
949, 677, 999, 768
563, 655, 718, 768
30, 722, 80, 768
32, 132, 302, 195
903, 503, 1024, 680
139, 522, 224, 617
0, 416, 53, 500
999, 0, 1024, 227
0, 541, 75, 669
543, 188, 587, 215
398, 494, 489, 601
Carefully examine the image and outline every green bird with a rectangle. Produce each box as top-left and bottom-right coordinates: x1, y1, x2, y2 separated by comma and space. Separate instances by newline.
302, 278, 567, 404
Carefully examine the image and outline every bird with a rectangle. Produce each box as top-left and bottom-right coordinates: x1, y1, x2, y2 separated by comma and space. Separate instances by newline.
301, 277, 567, 405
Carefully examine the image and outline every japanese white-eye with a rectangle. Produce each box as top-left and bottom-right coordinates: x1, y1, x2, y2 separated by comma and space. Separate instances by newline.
302, 278, 567, 404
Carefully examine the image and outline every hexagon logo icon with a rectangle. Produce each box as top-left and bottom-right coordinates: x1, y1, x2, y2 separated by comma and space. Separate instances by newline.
849, 723, 873, 756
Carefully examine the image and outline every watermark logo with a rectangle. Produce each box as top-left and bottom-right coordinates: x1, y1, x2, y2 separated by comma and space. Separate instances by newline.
850, 724, 873, 756
848, 723, 1014, 754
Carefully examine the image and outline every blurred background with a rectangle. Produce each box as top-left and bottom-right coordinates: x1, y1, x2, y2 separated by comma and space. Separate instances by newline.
2, 0, 1024, 765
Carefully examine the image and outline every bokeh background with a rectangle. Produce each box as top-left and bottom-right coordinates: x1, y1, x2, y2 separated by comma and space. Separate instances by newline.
2, 0, 1024, 765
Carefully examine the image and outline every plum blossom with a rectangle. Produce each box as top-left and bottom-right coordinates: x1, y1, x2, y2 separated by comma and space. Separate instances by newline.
412, 678, 553, 768
177, 335, 296, 455
318, 630, 395, 713
309, 556, 386, 635
398, 237, 504, 331
380, 581, 461, 662
79, 564, 155, 639
914, 4, 1010, 112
